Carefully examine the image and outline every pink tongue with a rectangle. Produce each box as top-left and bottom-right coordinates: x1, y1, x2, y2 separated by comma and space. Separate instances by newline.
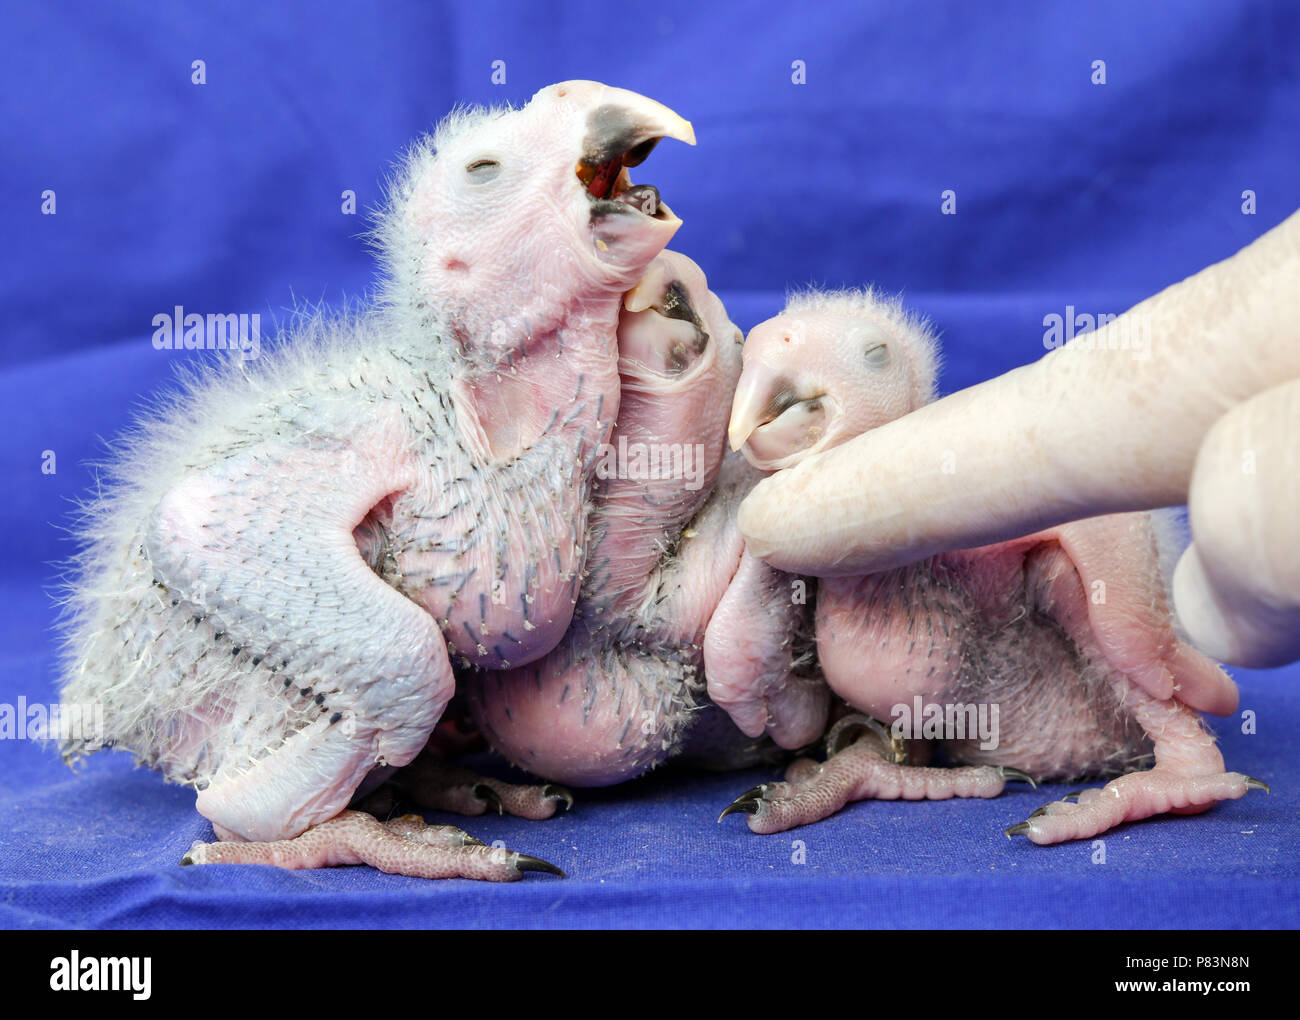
587, 155, 624, 198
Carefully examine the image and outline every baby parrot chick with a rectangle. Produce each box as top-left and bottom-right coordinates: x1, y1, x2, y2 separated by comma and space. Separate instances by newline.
58, 82, 696, 880
721, 288, 1265, 843
463, 250, 829, 788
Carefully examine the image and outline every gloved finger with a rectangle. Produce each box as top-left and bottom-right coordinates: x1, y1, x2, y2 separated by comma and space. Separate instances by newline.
737, 209, 1300, 576
1173, 378, 1300, 668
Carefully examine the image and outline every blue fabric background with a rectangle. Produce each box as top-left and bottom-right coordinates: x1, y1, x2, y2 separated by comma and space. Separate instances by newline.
1, 0, 1297, 929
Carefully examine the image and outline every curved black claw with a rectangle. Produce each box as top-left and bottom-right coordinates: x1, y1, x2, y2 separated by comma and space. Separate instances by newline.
543, 784, 575, 811
1061, 790, 1084, 802
718, 799, 760, 822
997, 767, 1037, 789
1244, 776, 1270, 794
459, 832, 487, 847
512, 853, 566, 878
717, 784, 769, 822
1028, 805, 1049, 820
473, 783, 504, 815
1004, 822, 1032, 839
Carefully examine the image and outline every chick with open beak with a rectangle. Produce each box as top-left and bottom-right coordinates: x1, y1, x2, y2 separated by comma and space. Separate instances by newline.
62, 80, 707, 882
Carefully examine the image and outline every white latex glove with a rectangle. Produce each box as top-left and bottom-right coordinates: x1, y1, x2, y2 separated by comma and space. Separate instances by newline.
738, 209, 1300, 669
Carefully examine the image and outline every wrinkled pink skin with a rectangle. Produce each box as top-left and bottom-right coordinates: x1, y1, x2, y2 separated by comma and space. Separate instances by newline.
727, 302, 1254, 842
463, 251, 830, 786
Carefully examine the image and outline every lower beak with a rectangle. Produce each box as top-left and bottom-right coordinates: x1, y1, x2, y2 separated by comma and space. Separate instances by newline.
730, 366, 836, 469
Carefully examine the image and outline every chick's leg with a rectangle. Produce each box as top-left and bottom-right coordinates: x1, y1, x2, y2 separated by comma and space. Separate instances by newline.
1002, 526, 1266, 844
182, 810, 564, 881
703, 548, 829, 750
1004, 681, 1266, 844
719, 714, 1030, 833
141, 413, 456, 845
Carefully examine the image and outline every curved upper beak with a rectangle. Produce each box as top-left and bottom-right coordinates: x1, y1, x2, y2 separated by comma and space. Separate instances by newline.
729, 362, 788, 452
578, 85, 697, 165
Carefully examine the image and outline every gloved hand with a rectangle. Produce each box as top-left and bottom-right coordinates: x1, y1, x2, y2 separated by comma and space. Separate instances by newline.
738, 209, 1300, 669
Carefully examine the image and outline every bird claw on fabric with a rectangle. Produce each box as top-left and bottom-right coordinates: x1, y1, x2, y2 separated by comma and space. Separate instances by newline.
718, 734, 1014, 835
1002, 769, 1267, 845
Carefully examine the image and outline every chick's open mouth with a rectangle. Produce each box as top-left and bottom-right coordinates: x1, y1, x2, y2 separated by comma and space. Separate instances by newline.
578, 138, 671, 220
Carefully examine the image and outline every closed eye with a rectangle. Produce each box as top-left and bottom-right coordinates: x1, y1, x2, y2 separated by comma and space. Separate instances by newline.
467, 159, 501, 182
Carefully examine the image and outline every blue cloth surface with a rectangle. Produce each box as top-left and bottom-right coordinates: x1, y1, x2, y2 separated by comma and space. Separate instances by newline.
2, 0, 1298, 929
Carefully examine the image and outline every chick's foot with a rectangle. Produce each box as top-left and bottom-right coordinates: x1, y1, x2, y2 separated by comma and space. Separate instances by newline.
719, 714, 1028, 834
181, 810, 564, 880
1005, 769, 1267, 844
